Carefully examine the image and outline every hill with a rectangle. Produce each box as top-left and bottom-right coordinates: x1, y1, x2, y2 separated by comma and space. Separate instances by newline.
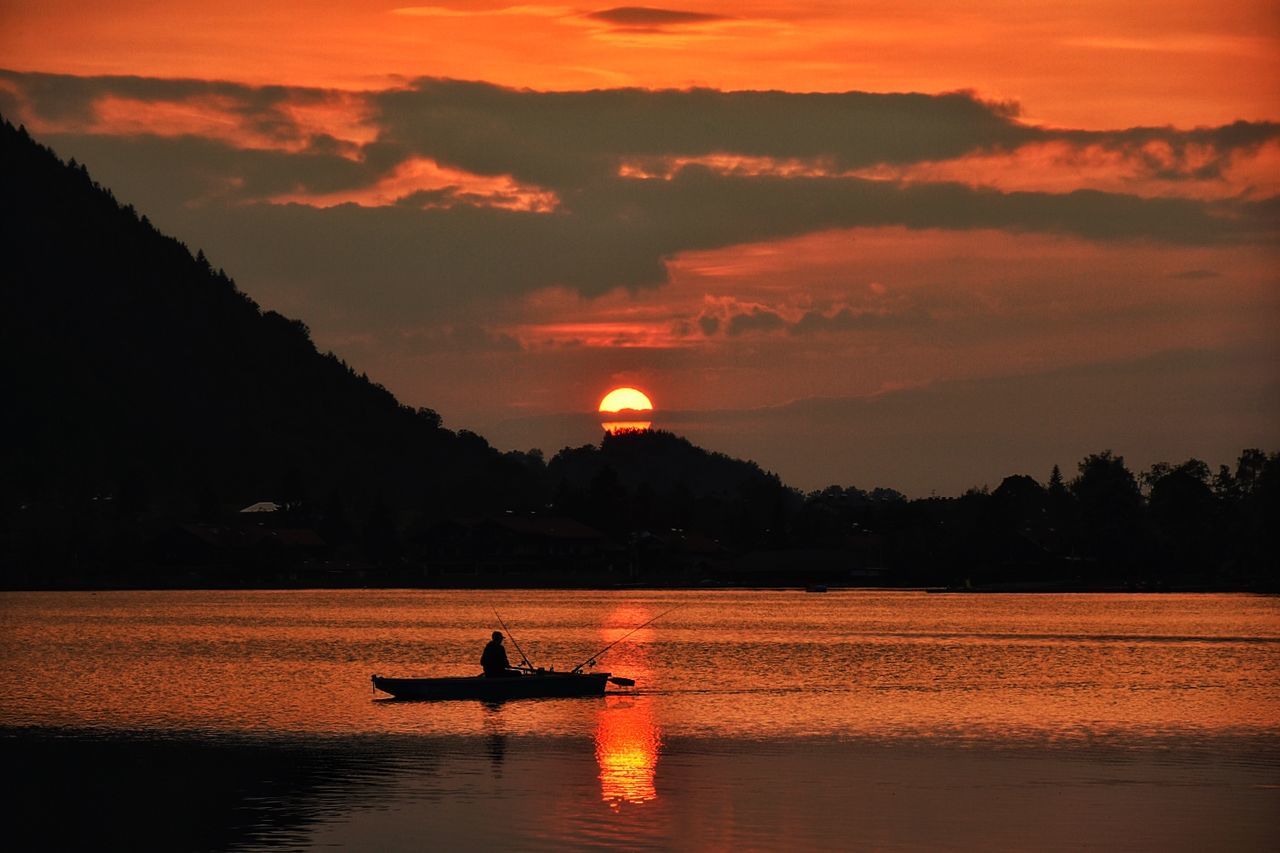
547, 430, 794, 543
0, 117, 543, 581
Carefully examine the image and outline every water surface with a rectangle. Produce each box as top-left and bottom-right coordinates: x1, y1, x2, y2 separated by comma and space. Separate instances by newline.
3, 590, 1277, 850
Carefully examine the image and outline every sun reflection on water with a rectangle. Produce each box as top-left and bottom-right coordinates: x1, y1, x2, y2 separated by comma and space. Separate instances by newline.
594, 696, 661, 809
593, 605, 662, 808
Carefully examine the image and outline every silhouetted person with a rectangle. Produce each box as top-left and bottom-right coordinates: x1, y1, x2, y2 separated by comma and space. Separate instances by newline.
481, 631, 516, 677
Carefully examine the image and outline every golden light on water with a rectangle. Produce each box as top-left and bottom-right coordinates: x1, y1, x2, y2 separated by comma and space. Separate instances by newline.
593, 605, 661, 807
595, 697, 661, 808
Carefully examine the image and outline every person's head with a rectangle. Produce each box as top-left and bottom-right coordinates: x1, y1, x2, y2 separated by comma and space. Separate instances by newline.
492, 631, 503, 642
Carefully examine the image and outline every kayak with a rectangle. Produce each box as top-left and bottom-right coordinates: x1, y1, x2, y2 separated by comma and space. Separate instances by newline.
371, 671, 612, 701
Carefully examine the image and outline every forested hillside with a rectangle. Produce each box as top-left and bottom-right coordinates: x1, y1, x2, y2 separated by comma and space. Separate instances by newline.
0, 117, 543, 578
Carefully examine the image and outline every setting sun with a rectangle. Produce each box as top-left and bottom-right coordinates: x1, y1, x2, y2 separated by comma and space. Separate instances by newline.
599, 387, 654, 435
598, 387, 654, 414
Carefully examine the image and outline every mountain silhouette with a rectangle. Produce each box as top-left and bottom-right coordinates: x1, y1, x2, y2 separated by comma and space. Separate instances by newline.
548, 429, 795, 544
0, 118, 540, 548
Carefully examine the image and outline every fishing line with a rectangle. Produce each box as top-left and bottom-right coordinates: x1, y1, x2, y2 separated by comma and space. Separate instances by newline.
570, 605, 682, 673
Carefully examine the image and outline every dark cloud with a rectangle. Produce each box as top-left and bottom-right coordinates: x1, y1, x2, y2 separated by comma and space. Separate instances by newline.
6, 71, 1276, 327
371, 79, 1031, 188
8, 70, 1280, 180
1168, 269, 1221, 280
37, 132, 376, 208
1064, 120, 1280, 183
790, 307, 931, 335
586, 7, 727, 27
726, 307, 785, 336
581, 167, 1270, 258
703, 304, 932, 338
33, 130, 1271, 330
368, 79, 1280, 193
0, 69, 338, 147
8, 70, 1278, 194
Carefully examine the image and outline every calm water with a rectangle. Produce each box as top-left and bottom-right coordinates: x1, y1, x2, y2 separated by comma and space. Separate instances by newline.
2, 590, 1278, 850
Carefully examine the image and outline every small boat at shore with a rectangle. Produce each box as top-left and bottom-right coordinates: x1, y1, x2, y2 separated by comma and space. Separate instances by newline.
372, 670, 612, 701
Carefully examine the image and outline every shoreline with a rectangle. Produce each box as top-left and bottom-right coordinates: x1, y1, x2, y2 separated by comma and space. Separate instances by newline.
1, 581, 1273, 594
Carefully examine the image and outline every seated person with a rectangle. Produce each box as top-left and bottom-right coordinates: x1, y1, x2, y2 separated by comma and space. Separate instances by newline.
480, 631, 518, 677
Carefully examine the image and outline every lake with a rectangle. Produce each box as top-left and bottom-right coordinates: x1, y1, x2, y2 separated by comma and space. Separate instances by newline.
2, 590, 1278, 850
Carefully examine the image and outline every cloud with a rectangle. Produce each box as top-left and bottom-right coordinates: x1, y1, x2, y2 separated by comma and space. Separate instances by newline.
726, 307, 785, 336
34, 128, 1274, 333
369, 79, 1032, 188
0, 70, 358, 151
9, 70, 1278, 195
392, 5, 570, 18
6, 70, 1276, 328
33, 132, 376, 210
585, 7, 728, 27
789, 307, 931, 335
694, 301, 932, 339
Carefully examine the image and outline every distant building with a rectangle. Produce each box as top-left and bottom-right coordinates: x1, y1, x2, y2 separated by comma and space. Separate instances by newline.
151, 523, 328, 573
633, 529, 728, 577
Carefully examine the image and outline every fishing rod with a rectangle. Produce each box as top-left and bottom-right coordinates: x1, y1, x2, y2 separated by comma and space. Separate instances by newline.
570, 606, 681, 674
492, 609, 534, 671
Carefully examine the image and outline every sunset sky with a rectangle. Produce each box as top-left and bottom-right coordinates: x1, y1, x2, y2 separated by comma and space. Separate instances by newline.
3, 1, 1277, 494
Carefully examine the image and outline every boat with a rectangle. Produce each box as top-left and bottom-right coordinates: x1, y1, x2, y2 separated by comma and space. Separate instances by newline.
372, 670, 612, 701
371, 606, 668, 701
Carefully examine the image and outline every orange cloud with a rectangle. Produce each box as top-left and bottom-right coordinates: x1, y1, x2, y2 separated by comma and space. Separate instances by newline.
617, 137, 1280, 202
510, 321, 692, 349
267, 156, 560, 211
857, 140, 1280, 202
618, 153, 837, 180
8, 85, 377, 156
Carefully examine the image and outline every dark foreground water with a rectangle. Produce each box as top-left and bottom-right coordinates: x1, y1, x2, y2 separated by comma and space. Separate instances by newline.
2, 590, 1278, 850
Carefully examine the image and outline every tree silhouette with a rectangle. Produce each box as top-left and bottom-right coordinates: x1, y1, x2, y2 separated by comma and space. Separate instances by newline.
1147, 460, 1217, 574
1071, 451, 1143, 572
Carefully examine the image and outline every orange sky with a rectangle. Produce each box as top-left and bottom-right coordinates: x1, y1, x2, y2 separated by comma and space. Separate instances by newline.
2, 0, 1277, 492
3, 1, 1277, 127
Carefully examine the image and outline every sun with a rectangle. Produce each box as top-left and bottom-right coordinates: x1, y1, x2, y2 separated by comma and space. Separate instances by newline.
598, 387, 654, 413
599, 387, 654, 435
